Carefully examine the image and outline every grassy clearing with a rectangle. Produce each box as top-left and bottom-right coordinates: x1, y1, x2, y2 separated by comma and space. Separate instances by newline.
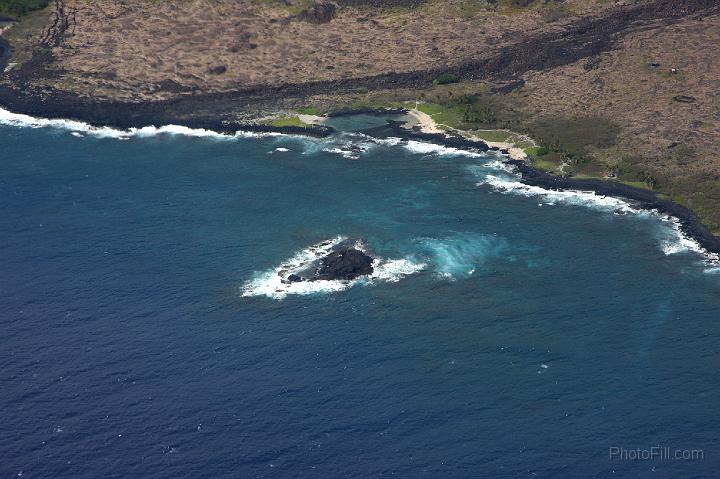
531, 157, 562, 172
415, 102, 462, 129
523, 146, 543, 156
266, 116, 309, 128
297, 107, 322, 116
621, 180, 653, 190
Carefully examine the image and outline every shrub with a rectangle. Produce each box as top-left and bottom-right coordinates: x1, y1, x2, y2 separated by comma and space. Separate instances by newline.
433, 73, 459, 86
0, 0, 50, 17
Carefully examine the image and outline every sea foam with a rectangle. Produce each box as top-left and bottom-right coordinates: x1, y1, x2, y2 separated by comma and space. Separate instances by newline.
0, 107, 285, 140
474, 169, 718, 262
403, 140, 486, 158
241, 236, 424, 299
477, 173, 640, 214
415, 233, 509, 280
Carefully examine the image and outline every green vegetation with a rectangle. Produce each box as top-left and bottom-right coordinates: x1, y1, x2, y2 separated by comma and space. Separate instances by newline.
415, 94, 507, 130
415, 103, 459, 129
523, 146, 543, 157
433, 73, 459, 86
658, 174, 720, 234
471, 130, 513, 143
1, 5, 51, 66
521, 116, 620, 176
266, 116, 309, 128
621, 181, 653, 190
532, 157, 562, 173
297, 107, 322, 116
0, 0, 49, 17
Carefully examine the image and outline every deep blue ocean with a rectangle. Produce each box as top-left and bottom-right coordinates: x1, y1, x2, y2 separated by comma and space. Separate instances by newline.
1, 113, 719, 478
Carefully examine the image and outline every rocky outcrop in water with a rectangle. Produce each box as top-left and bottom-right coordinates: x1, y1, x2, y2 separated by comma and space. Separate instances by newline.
313, 247, 374, 280
282, 240, 375, 283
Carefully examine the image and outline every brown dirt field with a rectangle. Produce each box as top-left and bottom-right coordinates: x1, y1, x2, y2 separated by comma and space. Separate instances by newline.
514, 13, 720, 229
10, 0, 621, 99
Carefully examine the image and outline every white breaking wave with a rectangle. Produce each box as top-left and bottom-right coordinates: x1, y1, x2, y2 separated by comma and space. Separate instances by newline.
403, 140, 485, 158
241, 236, 424, 300
478, 173, 640, 214
370, 258, 426, 283
655, 215, 720, 272
0, 107, 133, 139
657, 216, 705, 256
321, 147, 361, 160
241, 236, 348, 299
372, 136, 404, 148
0, 106, 287, 140
480, 158, 517, 173
475, 171, 719, 262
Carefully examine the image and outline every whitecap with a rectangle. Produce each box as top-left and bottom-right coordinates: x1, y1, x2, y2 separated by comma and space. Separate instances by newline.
0, 107, 130, 138
0, 106, 290, 140
369, 258, 426, 283
403, 140, 485, 158
128, 124, 231, 139
477, 173, 640, 214
474, 171, 720, 263
480, 158, 516, 173
241, 236, 347, 300
656, 216, 705, 256
321, 147, 360, 160
241, 237, 424, 299
372, 136, 405, 147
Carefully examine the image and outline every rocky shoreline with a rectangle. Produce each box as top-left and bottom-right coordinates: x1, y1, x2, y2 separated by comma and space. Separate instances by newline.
507, 160, 720, 257
0, 92, 718, 256
371, 119, 720, 256
0, 85, 336, 137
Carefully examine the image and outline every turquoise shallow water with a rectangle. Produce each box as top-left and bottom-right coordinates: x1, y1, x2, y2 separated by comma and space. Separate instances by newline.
1, 116, 719, 478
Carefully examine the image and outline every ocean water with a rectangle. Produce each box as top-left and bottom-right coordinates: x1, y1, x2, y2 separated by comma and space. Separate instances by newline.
1, 112, 719, 478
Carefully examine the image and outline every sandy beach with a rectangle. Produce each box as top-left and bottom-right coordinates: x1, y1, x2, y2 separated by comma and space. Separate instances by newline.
404, 108, 529, 161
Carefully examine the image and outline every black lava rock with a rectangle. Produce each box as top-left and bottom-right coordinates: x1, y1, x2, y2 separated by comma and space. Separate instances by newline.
672, 95, 696, 103
313, 247, 374, 281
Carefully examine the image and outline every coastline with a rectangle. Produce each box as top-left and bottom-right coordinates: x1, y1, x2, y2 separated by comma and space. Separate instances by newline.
348, 109, 720, 257
1, 97, 719, 257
